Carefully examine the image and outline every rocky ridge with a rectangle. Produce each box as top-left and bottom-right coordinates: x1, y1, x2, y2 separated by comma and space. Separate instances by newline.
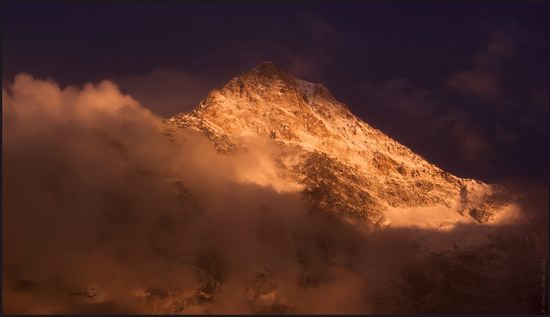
164, 62, 510, 227
8, 63, 537, 315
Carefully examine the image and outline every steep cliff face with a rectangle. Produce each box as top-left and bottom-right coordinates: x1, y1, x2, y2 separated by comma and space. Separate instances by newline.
164, 62, 510, 228
153, 64, 541, 315
4, 67, 543, 315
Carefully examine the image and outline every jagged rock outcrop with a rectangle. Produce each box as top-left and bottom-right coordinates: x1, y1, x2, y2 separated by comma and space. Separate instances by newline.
164, 61, 510, 226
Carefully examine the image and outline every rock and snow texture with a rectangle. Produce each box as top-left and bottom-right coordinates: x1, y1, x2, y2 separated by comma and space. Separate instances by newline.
4, 65, 543, 315
164, 61, 513, 229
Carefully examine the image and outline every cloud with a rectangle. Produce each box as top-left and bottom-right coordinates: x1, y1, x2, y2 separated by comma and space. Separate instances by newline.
356, 28, 547, 181
447, 70, 500, 101
305, 13, 337, 42
363, 78, 435, 120
2, 74, 546, 314
450, 120, 494, 163
357, 78, 494, 175
2, 73, 409, 314
114, 68, 217, 118
446, 31, 516, 102
485, 32, 516, 58
286, 14, 339, 79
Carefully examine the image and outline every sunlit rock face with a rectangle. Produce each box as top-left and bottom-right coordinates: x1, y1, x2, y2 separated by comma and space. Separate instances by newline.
5, 64, 542, 315
165, 61, 512, 229
154, 63, 543, 314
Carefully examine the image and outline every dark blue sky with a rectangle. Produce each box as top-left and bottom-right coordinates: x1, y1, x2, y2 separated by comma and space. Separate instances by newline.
3, 0, 548, 184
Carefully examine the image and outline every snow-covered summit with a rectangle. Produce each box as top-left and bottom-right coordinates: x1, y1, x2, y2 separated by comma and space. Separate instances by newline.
164, 62, 512, 228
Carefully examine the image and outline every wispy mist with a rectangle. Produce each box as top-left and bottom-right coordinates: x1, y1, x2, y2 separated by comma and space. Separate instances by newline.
2, 74, 547, 314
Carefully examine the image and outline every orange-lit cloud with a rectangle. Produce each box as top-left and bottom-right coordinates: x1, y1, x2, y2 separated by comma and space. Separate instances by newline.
446, 32, 516, 102
451, 120, 494, 163
2, 74, 546, 314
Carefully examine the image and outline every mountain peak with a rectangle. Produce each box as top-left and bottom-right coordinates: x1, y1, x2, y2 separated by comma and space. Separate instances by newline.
218, 62, 341, 110
166, 64, 510, 227
238, 61, 297, 88
251, 61, 281, 73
